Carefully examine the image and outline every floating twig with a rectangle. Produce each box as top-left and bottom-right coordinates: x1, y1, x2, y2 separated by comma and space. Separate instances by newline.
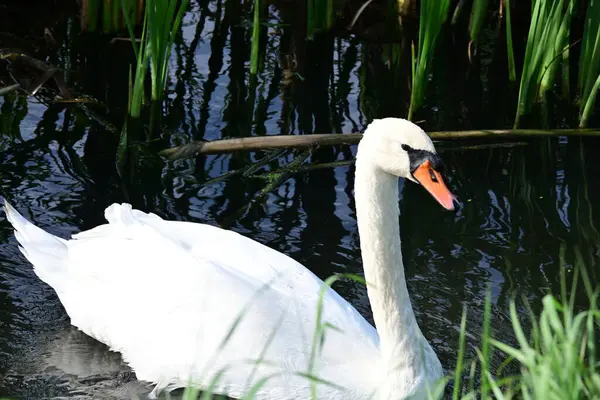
159, 129, 600, 160
201, 149, 288, 186
252, 142, 528, 178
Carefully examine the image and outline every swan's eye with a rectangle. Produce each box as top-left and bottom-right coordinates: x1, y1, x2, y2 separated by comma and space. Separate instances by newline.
429, 169, 438, 183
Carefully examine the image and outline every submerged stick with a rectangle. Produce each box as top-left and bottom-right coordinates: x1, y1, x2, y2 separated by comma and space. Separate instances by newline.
159, 129, 600, 160
218, 150, 311, 228
0, 83, 20, 96
257, 142, 527, 177
201, 141, 527, 187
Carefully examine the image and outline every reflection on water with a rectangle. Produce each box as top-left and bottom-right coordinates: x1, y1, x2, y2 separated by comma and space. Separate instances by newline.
1, 1, 600, 399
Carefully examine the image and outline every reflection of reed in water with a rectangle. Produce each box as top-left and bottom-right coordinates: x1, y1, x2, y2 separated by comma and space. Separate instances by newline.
566, 138, 600, 290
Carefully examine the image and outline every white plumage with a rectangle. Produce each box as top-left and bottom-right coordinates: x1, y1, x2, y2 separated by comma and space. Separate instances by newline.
3, 118, 455, 400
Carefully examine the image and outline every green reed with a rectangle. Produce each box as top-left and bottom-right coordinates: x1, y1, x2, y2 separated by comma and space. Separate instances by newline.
81, 0, 141, 33
250, 0, 262, 75
148, 0, 189, 102
408, 0, 451, 120
452, 306, 468, 400
514, 0, 574, 128
447, 250, 600, 400
469, 0, 489, 45
85, 0, 100, 32
168, 254, 600, 400
121, 0, 148, 118
307, 0, 334, 38
120, 0, 189, 117
578, 0, 600, 128
102, 0, 111, 32
505, 0, 516, 82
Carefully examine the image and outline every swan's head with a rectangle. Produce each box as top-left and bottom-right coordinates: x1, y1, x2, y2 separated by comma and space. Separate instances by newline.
358, 117, 456, 211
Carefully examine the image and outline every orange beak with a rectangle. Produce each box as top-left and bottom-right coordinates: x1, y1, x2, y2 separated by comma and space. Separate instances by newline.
412, 160, 456, 211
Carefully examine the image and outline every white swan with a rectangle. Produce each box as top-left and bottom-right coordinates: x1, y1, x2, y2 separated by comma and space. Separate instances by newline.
3, 118, 456, 400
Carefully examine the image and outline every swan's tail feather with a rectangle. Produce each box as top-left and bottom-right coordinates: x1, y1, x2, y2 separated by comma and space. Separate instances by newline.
3, 200, 68, 294
104, 203, 162, 226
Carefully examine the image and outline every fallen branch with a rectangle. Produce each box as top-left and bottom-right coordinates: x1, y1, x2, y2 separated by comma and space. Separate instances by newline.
159, 129, 599, 160
197, 141, 527, 189
201, 149, 287, 186
0, 51, 72, 99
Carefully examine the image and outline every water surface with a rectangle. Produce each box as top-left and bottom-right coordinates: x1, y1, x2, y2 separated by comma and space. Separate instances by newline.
1, 1, 599, 398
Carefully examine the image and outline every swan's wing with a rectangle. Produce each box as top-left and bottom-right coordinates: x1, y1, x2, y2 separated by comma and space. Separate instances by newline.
63, 204, 382, 399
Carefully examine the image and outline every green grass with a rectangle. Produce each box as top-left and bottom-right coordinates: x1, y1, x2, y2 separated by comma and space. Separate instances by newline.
250, 0, 262, 76
168, 257, 600, 400
448, 251, 600, 399
514, 0, 574, 128
408, 0, 451, 120
121, 0, 189, 118
505, 0, 516, 82
85, 0, 100, 32
578, 0, 600, 128
81, 0, 142, 33
121, 0, 148, 118
102, 0, 113, 32
469, 0, 489, 46
146, 0, 189, 102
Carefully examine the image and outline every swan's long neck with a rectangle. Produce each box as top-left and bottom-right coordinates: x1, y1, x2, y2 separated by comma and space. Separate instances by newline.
354, 157, 426, 378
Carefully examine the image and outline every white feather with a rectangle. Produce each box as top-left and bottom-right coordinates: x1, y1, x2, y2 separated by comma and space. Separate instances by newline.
3, 118, 447, 400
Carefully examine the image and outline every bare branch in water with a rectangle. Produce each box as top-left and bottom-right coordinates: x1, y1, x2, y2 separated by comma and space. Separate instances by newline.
159, 129, 600, 160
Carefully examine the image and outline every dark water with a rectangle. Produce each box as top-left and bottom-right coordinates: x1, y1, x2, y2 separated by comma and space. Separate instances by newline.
1, 1, 600, 399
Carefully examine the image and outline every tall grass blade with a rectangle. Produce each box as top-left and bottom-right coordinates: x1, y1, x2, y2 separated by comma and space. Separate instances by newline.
505, 0, 516, 81
250, 0, 261, 75
112, 0, 120, 31
469, 0, 489, 45
132, 14, 149, 117
480, 285, 492, 399
408, 0, 451, 120
578, 0, 600, 126
103, 0, 113, 32
120, 0, 188, 117
244, 311, 286, 390
451, 0, 468, 26
308, 275, 341, 399
538, 1, 574, 99
148, 0, 190, 102
452, 306, 468, 400
244, 373, 280, 398
514, 0, 574, 127
580, 70, 600, 128
121, 0, 140, 58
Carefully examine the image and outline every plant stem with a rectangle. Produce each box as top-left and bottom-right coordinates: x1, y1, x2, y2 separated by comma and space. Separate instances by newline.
250, 0, 261, 75
505, 0, 516, 81
580, 74, 600, 128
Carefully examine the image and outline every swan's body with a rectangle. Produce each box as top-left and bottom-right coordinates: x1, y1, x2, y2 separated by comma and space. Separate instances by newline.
3, 118, 456, 400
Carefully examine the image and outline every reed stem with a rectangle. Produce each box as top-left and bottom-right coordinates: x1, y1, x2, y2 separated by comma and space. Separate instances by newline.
250, 0, 261, 75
